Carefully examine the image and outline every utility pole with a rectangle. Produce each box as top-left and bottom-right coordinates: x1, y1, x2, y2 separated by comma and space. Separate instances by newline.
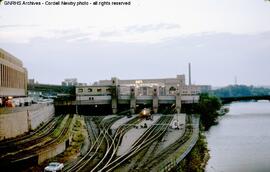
189, 63, 191, 86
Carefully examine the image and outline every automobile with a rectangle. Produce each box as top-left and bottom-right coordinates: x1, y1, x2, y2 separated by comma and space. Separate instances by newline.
44, 162, 64, 172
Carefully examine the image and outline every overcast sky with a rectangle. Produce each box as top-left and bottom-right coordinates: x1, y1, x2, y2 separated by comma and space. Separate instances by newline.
0, 0, 270, 86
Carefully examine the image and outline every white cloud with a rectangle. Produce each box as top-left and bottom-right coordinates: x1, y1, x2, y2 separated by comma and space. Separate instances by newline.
1, 0, 270, 43
0, 23, 182, 43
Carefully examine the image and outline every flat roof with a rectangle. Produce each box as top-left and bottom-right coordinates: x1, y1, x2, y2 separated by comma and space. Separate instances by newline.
0, 48, 23, 67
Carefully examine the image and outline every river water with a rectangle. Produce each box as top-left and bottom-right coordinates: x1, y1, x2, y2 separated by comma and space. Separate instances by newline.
206, 101, 270, 172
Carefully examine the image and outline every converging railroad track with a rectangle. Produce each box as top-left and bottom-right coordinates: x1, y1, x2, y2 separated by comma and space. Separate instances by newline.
141, 117, 193, 171
64, 116, 121, 172
65, 115, 141, 172
0, 114, 74, 170
64, 113, 195, 172
100, 115, 173, 172
0, 115, 64, 157
92, 116, 141, 172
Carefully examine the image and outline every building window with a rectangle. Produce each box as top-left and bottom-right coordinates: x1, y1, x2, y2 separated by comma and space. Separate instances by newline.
106, 88, 111, 92
78, 88, 83, 93
97, 88, 102, 92
88, 88, 93, 92
142, 87, 147, 96
169, 87, 176, 94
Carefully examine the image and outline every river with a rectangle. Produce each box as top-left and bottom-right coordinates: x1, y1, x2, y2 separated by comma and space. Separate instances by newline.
206, 101, 270, 172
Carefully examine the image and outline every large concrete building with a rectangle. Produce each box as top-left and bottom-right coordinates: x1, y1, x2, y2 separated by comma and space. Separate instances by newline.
62, 78, 78, 86
76, 75, 202, 114
0, 49, 28, 98
62, 78, 87, 86
0, 49, 55, 142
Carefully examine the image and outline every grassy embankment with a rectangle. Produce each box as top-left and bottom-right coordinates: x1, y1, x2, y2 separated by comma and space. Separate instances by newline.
177, 93, 223, 172
42, 115, 87, 167
177, 132, 209, 172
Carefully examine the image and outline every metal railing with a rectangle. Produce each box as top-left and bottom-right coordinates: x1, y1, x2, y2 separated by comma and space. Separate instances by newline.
160, 115, 200, 172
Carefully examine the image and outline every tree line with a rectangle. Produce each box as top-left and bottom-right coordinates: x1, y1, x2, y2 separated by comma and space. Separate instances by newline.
213, 85, 270, 98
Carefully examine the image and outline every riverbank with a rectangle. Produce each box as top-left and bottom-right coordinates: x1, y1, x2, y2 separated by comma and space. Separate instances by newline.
172, 94, 221, 171
177, 132, 209, 172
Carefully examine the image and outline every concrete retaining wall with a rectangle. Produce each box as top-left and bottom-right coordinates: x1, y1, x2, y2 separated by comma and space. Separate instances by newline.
0, 111, 28, 140
38, 140, 67, 164
30, 105, 54, 130
37, 114, 75, 164
0, 104, 55, 141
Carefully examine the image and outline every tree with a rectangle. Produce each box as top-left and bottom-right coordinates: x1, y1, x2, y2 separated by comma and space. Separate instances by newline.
196, 93, 222, 130
213, 85, 270, 98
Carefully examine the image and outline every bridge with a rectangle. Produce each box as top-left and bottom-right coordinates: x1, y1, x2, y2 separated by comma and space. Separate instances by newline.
54, 94, 199, 115
28, 84, 75, 97
220, 95, 270, 104
33, 75, 205, 115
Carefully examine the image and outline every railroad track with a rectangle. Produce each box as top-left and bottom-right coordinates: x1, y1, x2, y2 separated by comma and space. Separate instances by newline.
65, 114, 190, 172
141, 116, 194, 171
91, 116, 141, 172
64, 116, 122, 172
84, 116, 98, 146
0, 114, 74, 169
65, 115, 141, 172
0, 115, 64, 157
0, 116, 56, 146
99, 115, 173, 172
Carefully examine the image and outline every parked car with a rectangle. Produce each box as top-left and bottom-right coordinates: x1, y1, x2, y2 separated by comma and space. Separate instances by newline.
44, 162, 64, 172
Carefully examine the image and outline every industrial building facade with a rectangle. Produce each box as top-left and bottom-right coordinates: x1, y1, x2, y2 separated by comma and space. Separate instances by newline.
95, 75, 200, 97
76, 75, 203, 114
0, 48, 28, 98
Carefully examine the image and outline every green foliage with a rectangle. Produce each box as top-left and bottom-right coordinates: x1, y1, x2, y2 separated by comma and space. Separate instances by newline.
74, 120, 82, 128
72, 133, 84, 142
178, 133, 209, 172
213, 85, 270, 98
196, 93, 222, 130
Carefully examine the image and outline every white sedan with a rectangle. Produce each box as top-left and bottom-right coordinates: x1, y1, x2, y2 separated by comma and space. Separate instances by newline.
44, 162, 64, 172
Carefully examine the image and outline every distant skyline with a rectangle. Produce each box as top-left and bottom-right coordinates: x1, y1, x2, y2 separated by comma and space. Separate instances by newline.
1, 0, 270, 86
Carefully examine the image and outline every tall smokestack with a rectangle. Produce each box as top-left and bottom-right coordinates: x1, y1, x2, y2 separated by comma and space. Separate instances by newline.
188, 63, 191, 86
